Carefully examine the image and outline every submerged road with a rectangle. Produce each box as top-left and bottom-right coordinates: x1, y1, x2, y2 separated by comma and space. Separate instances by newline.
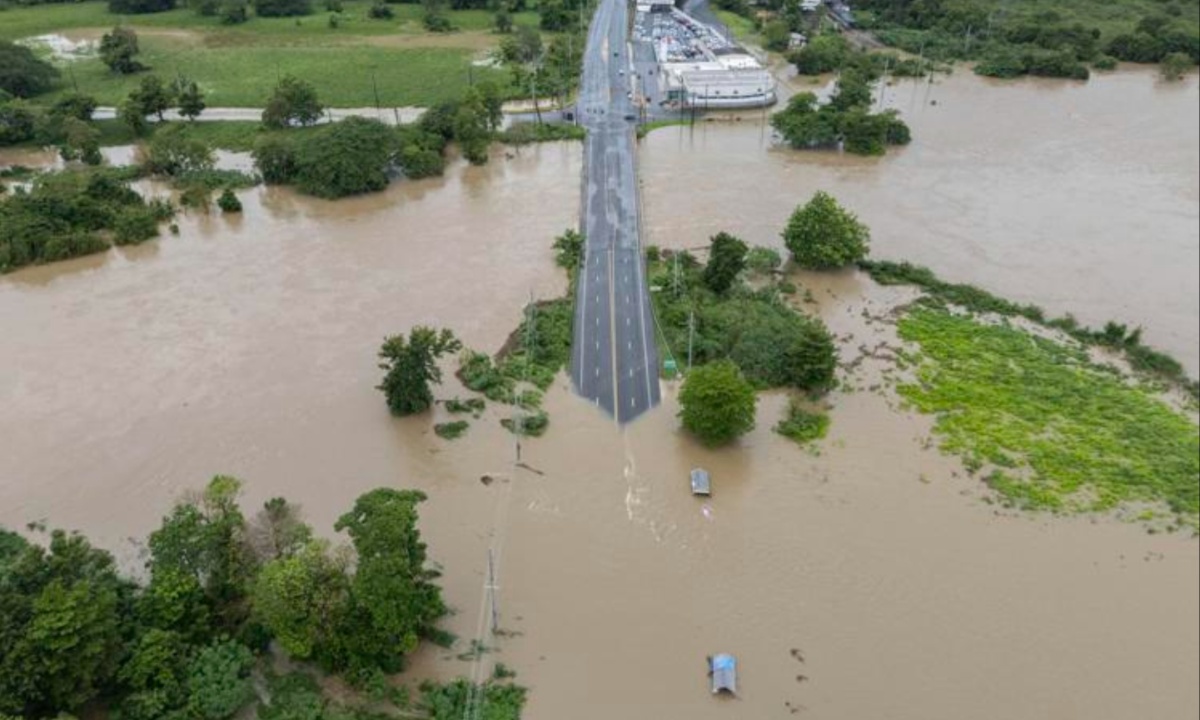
570, 0, 661, 423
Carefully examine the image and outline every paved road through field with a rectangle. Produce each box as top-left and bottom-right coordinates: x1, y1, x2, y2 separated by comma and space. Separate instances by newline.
570, 0, 661, 423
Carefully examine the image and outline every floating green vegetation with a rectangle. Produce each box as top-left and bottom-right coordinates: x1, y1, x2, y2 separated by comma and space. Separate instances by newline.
433, 420, 469, 440
443, 397, 486, 415
896, 306, 1200, 529
500, 410, 549, 437
774, 402, 831, 445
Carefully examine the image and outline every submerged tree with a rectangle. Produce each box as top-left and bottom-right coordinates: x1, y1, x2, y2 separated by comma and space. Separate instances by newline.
377, 327, 462, 415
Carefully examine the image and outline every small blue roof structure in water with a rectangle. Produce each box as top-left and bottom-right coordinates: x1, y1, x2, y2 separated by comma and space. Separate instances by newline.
690, 468, 711, 496
710, 653, 737, 695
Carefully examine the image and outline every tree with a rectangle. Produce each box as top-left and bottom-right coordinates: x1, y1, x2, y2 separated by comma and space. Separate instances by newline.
220, 0, 249, 23
116, 629, 191, 720
291, 117, 398, 197
100, 27, 145, 75
703, 232, 748, 294
185, 639, 255, 720
422, 0, 453, 32
788, 33, 849, 75
500, 26, 543, 65
252, 540, 349, 661
0, 530, 130, 718
50, 94, 98, 122
0, 41, 60, 98
128, 75, 175, 121
58, 117, 103, 166
176, 78, 207, 121
145, 125, 215, 176
678, 360, 757, 446
262, 75, 323, 129
332, 489, 446, 672
253, 0, 312, 16
377, 327, 462, 415
368, 0, 394, 18
1, 102, 38, 146
119, 96, 149, 136
147, 476, 257, 633
494, 7, 513, 33
763, 20, 792, 52
745, 246, 782, 274
109, 0, 177, 12
452, 88, 493, 165
783, 191, 870, 269
252, 136, 298, 184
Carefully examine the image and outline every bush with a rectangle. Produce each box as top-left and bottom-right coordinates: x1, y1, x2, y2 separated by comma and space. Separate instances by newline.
0, 102, 37, 145
745, 246, 782, 274
100, 27, 145, 75
368, 0, 392, 17
220, 0, 248, 23
788, 34, 850, 75
1161, 51, 1193, 80
433, 421, 469, 439
144, 125, 215, 177
216, 189, 242, 213
262, 76, 323, 129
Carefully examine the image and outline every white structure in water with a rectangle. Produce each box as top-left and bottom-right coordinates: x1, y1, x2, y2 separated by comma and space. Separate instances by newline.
633, 4, 776, 109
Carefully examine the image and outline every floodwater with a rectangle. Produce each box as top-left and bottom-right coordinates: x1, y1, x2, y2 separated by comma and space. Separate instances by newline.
640, 66, 1200, 374
3, 69, 1199, 720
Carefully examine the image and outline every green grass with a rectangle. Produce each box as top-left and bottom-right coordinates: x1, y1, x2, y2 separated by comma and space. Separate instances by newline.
635, 118, 687, 138
714, 10, 762, 47
2, 0, 539, 107
896, 306, 1200, 528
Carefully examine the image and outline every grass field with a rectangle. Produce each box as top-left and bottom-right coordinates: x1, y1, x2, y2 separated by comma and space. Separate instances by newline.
1, 0, 541, 107
897, 306, 1200, 530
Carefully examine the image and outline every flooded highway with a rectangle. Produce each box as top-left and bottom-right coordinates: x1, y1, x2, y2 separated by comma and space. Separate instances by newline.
2, 69, 1198, 719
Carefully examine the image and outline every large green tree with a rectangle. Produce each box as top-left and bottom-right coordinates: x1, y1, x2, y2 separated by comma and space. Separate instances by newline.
331, 489, 446, 674
252, 540, 349, 661
128, 75, 175, 122
377, 327, 462, 416
0, 41, 60, 98
678, 360, 757, 446
99, 27, 145, 75
147, 476, 257, 633
262, 76, 323, 129
783, 191, 870, 269
0, 531, 131, 718
702, 232, 748, 294
185, 639, 255, 720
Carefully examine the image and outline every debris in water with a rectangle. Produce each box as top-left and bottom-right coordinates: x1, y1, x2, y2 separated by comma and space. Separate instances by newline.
480, 475, 494, 486
701, 504, 714, 521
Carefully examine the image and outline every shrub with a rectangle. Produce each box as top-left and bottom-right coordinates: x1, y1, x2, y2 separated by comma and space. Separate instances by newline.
745, 246, 782, 274
216, 189, 242, 213
368, 0, 392, 18
252, 136, 298, 184
109, 0, 176, 13
433, 421, 469, 439
774, 402, 830, 444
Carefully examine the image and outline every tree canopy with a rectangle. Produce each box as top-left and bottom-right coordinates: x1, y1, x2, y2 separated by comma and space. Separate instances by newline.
783, 191, 871, 269
678, 360, 757, 446
0, 42, 60, 98
377, 327, 463, 415
262, 76, 323, 129
703, 232, 748, 294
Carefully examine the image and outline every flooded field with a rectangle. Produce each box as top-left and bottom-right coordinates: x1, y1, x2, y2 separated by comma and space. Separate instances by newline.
640, 66, 1200, 374
2, 69, 1198, 719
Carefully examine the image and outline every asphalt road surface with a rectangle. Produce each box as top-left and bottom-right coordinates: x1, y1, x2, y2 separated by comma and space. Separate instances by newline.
570, 0, 662, 423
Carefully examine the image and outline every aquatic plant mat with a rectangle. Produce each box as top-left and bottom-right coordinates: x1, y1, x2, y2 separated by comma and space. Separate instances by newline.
896, 305, 1199, 530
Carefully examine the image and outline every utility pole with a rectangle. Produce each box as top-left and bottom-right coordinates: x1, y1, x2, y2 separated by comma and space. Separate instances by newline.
687, 309, 694, 370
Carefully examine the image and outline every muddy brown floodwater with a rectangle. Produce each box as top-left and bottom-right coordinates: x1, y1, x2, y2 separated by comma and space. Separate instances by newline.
2, 70, 1198, 720
641, 66, 1200, 374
